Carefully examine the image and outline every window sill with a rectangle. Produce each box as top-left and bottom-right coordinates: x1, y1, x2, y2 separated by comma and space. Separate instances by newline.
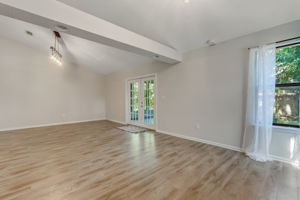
272, 126, 300, 134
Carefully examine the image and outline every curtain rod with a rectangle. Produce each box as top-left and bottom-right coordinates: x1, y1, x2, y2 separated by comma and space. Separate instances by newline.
248, 36, 300, 50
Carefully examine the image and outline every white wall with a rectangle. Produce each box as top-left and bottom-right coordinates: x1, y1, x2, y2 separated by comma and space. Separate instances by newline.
0, 37, 106, 130
1, 19, 299, 162
105, 20, 300, 160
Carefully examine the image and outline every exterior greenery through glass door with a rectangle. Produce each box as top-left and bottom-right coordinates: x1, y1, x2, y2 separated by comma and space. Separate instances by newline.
129, 79, 155, 125
130, 82, 139, 121
144, 80, 155, 124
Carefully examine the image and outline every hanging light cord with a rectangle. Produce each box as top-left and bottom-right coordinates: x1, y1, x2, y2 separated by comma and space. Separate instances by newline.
50, 31, 63, 66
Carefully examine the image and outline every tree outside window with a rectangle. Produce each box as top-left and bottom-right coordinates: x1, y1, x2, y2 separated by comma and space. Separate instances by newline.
273, 43, 300, 128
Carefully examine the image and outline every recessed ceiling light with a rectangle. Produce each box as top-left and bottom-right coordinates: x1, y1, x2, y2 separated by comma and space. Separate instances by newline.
207, 40, 216, 46
184, 0, 189, 3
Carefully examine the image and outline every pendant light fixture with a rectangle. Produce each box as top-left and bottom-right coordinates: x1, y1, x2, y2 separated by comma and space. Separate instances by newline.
50, 31, 63, 66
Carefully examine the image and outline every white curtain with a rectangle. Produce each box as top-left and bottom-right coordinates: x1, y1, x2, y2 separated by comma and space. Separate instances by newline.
243, 44, 276, 162
289, 134, 300, 168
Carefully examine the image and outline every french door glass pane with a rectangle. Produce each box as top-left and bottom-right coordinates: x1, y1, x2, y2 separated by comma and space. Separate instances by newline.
130, 82, 139, 121
144, 80, 154, 124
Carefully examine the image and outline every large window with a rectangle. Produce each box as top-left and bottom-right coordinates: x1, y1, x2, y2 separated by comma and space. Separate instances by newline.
273, 43, 300, 128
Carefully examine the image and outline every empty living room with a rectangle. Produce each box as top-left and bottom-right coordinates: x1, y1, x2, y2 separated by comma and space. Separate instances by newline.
0, 0, 300, 199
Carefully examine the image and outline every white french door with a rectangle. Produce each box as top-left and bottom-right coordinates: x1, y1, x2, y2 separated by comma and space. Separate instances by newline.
127, 76, 156, 129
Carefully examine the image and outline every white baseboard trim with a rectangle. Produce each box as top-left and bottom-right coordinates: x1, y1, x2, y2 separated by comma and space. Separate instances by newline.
106, 119, 127, 125
156, 129, 296, 165
0, 118, 106, 132
156, 129, 242, 152
270, 155, 294, 165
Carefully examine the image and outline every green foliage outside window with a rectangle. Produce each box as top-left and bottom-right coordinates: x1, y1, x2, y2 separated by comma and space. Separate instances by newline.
274, 44, 300, 127
276, 44, 300, 84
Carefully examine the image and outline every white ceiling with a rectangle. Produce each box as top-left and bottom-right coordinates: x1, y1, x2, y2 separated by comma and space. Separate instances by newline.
58, 0, 300, 52
0, 0, 300, 74
0, 15, 155, 74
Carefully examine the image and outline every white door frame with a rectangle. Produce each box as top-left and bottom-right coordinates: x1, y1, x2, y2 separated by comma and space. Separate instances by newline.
125, 73, 157, 130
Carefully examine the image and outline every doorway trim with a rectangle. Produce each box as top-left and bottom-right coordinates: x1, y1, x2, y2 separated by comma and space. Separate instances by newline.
125, 73, 158, 131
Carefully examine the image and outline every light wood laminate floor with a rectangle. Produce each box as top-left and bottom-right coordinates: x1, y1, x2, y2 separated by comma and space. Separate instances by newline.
0, 120, 299, 200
